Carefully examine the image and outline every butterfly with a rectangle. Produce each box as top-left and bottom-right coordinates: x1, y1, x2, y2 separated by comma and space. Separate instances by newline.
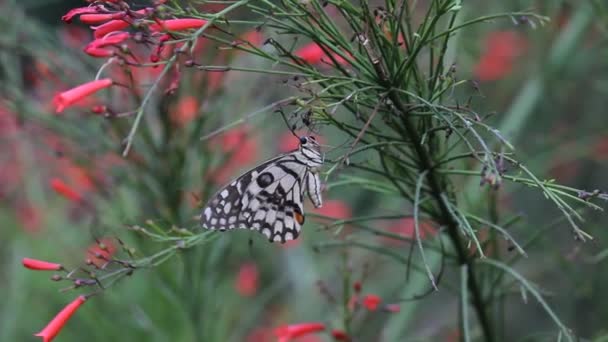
201, 135, 323, 243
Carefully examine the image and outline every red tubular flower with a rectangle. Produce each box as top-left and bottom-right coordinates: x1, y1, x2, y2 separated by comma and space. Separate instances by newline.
93, 20, 130, 39
150, 18, 208, 32
331, 329, 350, 341
35, 296, 87, 342
84, 47, 114, 58
61, 6, 100, 23
294, 43, 347, 65
53, 78, 113, 113
79, 12, 126, 24
235, 262, 259, 297
22, 258, 63, 271
50, 178, 83, 202
362, 294, 382, 311
274, 322, 326, 342
88, 32, 130, 48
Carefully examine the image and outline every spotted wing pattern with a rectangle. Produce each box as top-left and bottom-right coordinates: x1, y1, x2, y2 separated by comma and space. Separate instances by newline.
201, 136, 323, 243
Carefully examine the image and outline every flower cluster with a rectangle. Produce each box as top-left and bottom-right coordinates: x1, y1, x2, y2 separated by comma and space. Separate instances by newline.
23, 238, 134, 342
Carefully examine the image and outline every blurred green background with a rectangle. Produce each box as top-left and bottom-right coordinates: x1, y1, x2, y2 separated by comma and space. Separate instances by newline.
1, 0, 608, 341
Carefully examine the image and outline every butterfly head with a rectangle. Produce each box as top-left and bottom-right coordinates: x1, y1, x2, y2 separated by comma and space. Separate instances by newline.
298, 135, 323, 166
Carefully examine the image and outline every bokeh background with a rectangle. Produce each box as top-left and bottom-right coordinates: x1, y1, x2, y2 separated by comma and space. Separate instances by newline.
1, 0, 608, 341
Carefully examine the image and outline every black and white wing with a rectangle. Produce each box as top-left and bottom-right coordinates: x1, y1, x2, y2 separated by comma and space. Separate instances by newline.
201, 135, 323, 243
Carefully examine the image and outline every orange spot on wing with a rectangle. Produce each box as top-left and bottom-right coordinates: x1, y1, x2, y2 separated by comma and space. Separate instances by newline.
294, 212, 305, 225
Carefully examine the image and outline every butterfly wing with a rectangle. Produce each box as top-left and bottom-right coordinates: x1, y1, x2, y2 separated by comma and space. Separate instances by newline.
201, 151, 310, 243
240, 154, 309, 242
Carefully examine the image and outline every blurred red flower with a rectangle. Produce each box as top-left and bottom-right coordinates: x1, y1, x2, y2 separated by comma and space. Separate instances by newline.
236, 262, 259, 297
86, 238, 117, 267
209, 126, 259, 184
474, 31, 527, 81
278, 131, 325, 153
17, 204, 43, 233
313, 200, 351, 220
381, 217, 437, 246
22, 258, 63, 271
294, 43, 347, 65
35, 296, 87, 342
53, 78, 113, 113
171, 96, 199, 126
274, 322, 326, 342
331, 329, 350, 341
362, 294, 381, 311
50, 178, 83, 203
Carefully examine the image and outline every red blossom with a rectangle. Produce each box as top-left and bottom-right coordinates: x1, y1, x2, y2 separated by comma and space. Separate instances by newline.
84, 47, 114, 58
93, 20, 130, 39
208, 127, 259, 184
274, 322, 326, 342
87, 238, 117, 267
62, 6, 100, 23
53, 78, 113, 113
294, 42, 347, 65
170, 96, 199, 126
235, 262, 259, 297
35, 296, 87, 342
22, 258, 63, 271
79, 13, 126, 24
362, 294, 382, 311
88, 32, 130, 48
50, 178, 83, 202
150, 19, 208, 32
314, 200, 352, 220
17, 204, 43, 233
331, 329, 350, 341
474, 31, 527, 81
278, 131, 325, 153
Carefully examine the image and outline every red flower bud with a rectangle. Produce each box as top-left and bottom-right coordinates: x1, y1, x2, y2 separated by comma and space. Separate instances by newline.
331, 329, 350, 341
274, 322, 326, 342
53, 78, 113, 113
93, 20, 130, 39
35, 296, 87, 342
50, 178, 83, 202
88, 32, 130, 48
150, 19, 208, 32
22, 258, 63, 271
362, 294, 382, 311
235, 262, 259, 297
353, 281, 362, 293
62, 7, 99, 23
84, 47, 114, 58
79, 12, 126, 24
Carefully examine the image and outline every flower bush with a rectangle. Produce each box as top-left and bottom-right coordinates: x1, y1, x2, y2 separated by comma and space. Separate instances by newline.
2, 0, 608, 341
